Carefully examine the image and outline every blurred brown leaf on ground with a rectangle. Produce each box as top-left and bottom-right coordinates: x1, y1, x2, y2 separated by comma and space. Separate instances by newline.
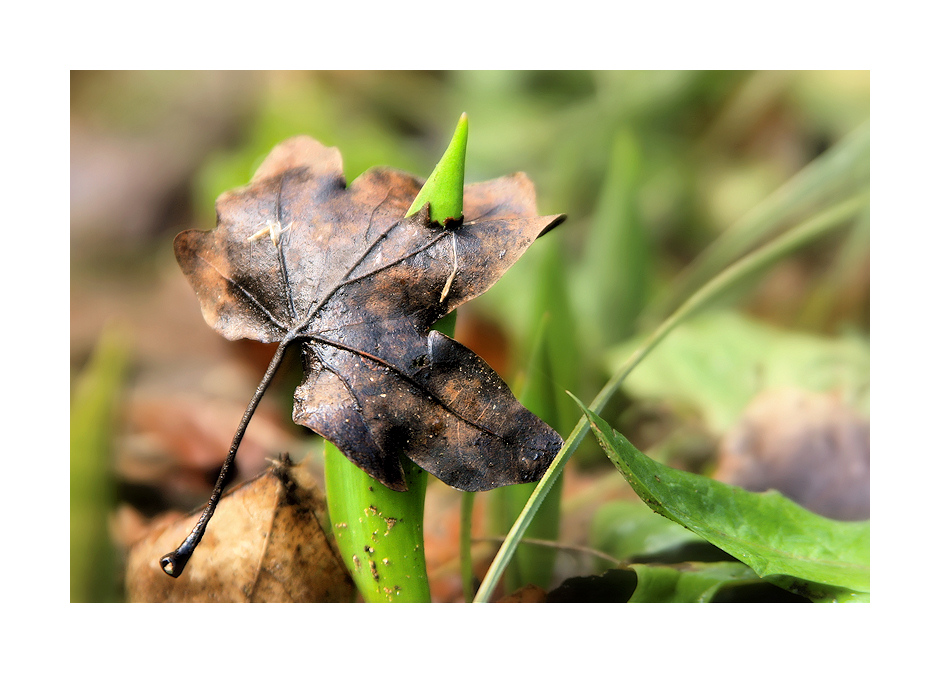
498, 584, 548, 602
713, 388, 869, 521
126, 456, 355, 602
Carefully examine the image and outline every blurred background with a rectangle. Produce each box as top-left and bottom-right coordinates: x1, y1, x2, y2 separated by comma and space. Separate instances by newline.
71, 70, 869, 602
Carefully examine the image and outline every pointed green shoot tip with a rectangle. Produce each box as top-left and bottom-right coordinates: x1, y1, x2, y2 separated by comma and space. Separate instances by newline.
406, 112, 468, 225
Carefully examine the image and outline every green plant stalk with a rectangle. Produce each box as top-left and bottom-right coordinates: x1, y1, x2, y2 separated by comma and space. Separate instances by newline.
324, 114, 468, 602
473, 192, 869, 602
578, 127, 649, 347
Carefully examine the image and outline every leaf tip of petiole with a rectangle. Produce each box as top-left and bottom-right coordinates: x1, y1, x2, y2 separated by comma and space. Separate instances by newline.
159, 551, 189, 578
160, 529, 202, 578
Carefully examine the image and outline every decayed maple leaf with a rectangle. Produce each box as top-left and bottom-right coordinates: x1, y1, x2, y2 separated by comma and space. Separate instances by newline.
175, 136, 565, 492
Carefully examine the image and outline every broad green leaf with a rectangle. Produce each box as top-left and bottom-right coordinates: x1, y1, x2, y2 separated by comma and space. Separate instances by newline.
590, 500, 702, 563
608, 310, 869, 433
629, 561, 760, 603
475, 149, 865, 605
578, 403, 869, 602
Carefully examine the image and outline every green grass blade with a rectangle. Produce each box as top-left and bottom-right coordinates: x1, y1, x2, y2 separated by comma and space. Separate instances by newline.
645, 121, 869, 324
485, 212, 580, 595
490, 313, 563, 593
578, 403, 869, 601
575, 127, 650, 346
529, 228, 588, 436
474, 431, 574, 603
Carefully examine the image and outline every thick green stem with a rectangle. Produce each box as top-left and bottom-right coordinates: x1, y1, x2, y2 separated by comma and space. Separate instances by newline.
325, 442, 430, 602
324, 114, 468, 601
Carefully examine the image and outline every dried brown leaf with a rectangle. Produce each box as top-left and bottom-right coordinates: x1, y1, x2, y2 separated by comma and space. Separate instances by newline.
174, 136, 565, 491
498, 584, 548, 602
126, 456, 355, 602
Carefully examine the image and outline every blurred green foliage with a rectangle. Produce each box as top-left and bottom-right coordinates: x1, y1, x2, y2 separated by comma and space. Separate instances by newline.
183, 70, 868, 418
70, 328, 128, 602
610, 310, 870, 434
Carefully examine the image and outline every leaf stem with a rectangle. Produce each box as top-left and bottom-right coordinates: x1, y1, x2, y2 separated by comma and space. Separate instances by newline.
472, 192, 868, 602
160, 339, 291, 577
